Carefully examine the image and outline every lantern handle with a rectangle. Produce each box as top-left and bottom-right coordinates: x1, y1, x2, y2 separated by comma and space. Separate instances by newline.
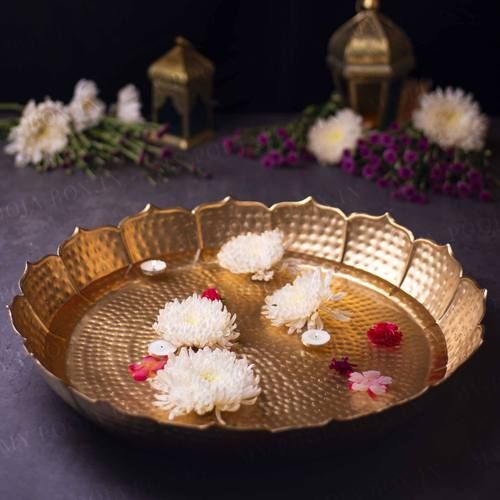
356, 0, 379, 11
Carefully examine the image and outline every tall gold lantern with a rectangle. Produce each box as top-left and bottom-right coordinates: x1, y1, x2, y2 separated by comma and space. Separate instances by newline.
327, 0, 415, 128
148, 36, 215, 150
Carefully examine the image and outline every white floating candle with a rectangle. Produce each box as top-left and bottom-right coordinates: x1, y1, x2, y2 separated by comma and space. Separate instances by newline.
148, 340, 176, 357
140, 259, 167, 276
301, 329, 331, 347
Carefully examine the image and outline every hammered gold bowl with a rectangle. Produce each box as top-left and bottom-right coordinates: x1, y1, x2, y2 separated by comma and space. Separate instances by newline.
9, 197, 486, 444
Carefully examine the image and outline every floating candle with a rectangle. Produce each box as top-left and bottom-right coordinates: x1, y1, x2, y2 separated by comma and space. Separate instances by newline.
140, 259, 167, 276
301, 329, 331, 347
148, 340, 176, 357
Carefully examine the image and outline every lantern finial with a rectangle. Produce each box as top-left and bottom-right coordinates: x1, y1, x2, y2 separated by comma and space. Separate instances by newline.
356, 0, 379, 11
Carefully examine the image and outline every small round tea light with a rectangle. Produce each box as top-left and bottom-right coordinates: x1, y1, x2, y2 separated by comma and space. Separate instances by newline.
148, 340, 176, 357
140, 259, 167, 276
301, 329, 331, 347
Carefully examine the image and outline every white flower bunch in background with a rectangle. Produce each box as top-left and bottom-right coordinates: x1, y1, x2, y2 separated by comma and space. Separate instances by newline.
262, 268, 333, 334
412, 87, 488, 151
153, 293, 239, 349
5, 99, 70, 166
307, 108, 363, 165
67, 79, 106, 132
115, 84, 143, 123
151, 347, 261, 423
217, 229, 285, 281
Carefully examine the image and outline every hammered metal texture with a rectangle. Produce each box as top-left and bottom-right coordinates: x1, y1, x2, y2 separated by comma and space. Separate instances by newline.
271, 198, 347, 262
9, 198, 486, 435
343, 214, 414, 286
63, 258, 441, 430
59, 226, 130, 291
20, 255, 78, 328
120, 205, 198, 263
438, 278, 486, 374
195, 198, 272, 249
401, 240, 462, 320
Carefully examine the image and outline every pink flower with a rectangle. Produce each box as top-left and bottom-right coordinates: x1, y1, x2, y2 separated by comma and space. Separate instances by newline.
367, 322, 403, 347
128, 355, 167, 382
348, 370, 392, 399
201, 287, 222, 301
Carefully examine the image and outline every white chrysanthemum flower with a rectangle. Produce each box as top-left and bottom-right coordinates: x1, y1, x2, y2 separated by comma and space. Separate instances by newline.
5, 99, 70, 166
412, 87, 488, 151
262, 269, 333, 334
307, 109, 363, 165
153, 294, 239, 349
151, 347, 261, 423
67, 79, 106, 131
217, 229, 284, 281
116, 84, 143, 123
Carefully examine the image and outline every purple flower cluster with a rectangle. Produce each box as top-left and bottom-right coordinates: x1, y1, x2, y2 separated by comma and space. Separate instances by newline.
223, 126, 304, 168
341, 124, 493, 203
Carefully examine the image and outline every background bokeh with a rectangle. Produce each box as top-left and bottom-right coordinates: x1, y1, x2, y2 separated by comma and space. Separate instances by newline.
1, 0, 499, 113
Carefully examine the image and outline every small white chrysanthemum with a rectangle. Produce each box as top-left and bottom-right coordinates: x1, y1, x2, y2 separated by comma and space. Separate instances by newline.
67, 79, 106, 131
307, 109, 363, 165
262, 269, 333, 334
412, 87, 488, 151
151, 347, 261, 423
153, 294, 239, 349
217, 229, 284, 281
5, 99, 71, 166
116, 84, 143, 123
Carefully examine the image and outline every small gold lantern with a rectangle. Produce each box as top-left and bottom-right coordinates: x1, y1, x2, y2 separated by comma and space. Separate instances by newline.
327, 0, 415, 128
148, 36, 215, 149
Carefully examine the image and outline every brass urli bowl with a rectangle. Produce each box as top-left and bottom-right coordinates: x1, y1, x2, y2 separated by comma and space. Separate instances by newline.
9, 197, 486, 450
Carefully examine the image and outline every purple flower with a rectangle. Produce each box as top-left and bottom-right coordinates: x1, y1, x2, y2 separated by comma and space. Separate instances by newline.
160, 147, 172, 159
400, 134, 411, 146
401, 184, 417, 201
261, 154, 274, 169
417, 137, 429, 152
467, 169, 483, 188
457, 181, 471, 198
389, 122, 400, 131
362, 164, 376, 180
276, 127, 288, 139
380, 133, 395, 147
369, 132, 381, 145
330, 357, 357, 376
413, 192, 428, 204
430, 164, 444, 182
257, 133, 269, 146
268, 149, 284, 166
367, 155, 382, 170
286, 151, 299, 165
403, 149, 418, 165
397, 166, 413, 180
283, 137, 297, 151
222, 137, 234, 154
378, 177, 391, 189
341, 156, 356, 175
479, 190, 493, 202
383, 148, 398, 165
451, 162, 465, 174
357, 138, 368, 148
359, 144, 371, 159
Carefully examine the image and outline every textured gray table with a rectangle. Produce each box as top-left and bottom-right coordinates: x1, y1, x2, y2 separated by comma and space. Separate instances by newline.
1, 115, 499, 499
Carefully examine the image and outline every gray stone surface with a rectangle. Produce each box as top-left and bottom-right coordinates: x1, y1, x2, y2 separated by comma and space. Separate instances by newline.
1, 115, 499, 499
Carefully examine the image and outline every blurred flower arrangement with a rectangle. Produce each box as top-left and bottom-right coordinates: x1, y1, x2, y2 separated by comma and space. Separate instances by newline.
223, 88, 495, 203
0, 79, 208, 184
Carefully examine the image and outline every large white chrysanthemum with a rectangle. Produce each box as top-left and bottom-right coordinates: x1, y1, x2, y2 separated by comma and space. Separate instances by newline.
153, 294, 239, 349
412, 87, 488, 151
307, 109, 363, 165
217, 229, 284, 281
5, 99, 71, 166
67, 79, 106, 131
116, 84, 143, 123
151, 347, 261, 423
262, 269, 333, 334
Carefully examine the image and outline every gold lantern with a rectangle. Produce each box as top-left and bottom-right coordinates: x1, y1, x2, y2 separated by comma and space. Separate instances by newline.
326, 0, 415, 128
148, 36, 215, 149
